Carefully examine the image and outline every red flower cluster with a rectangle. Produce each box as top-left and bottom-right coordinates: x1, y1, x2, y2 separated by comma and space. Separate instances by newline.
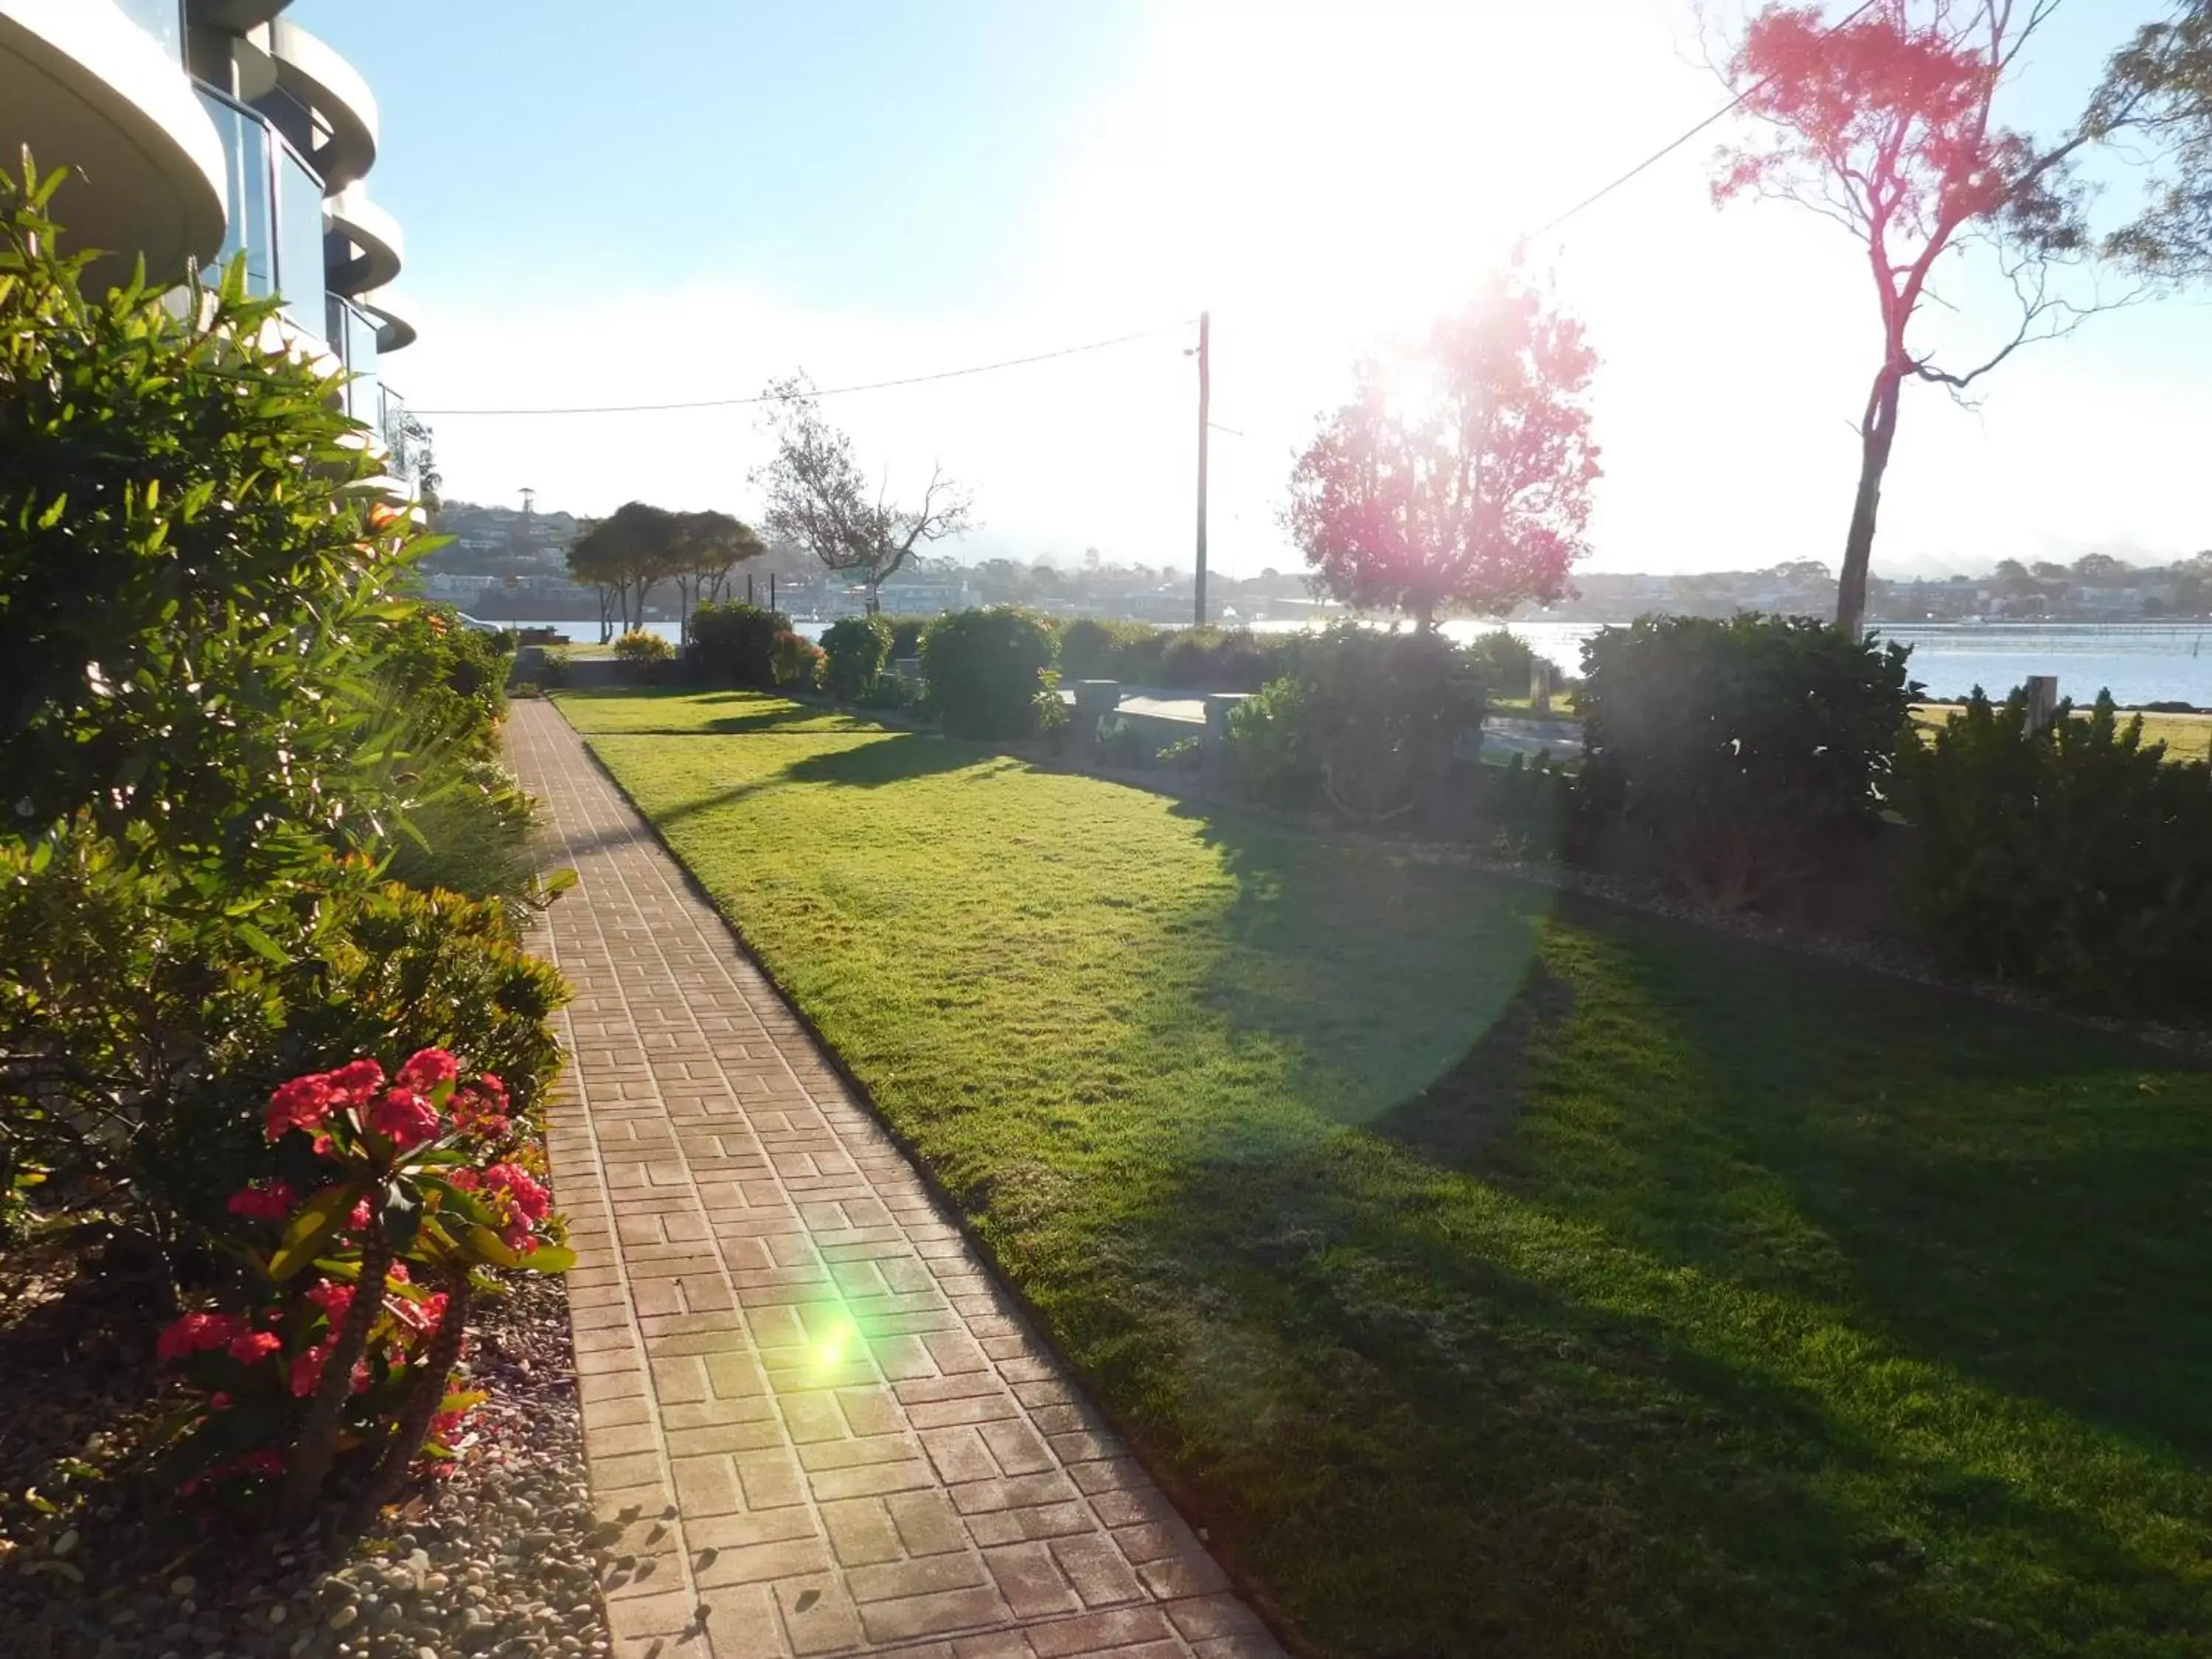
265, 1057, 385, 1142
453, 1162, 553, 1251
449, 1073, 511, 1141
369, 1085, 442, 1149
225, 1179, 297, 1222
157, 1310, 249, 1363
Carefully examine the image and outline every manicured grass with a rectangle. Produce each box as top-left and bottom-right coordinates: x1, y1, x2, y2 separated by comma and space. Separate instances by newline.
562, 687, 2212, 1658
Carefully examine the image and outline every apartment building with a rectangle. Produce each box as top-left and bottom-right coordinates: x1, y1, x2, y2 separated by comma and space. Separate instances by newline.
1, 0, 422, 485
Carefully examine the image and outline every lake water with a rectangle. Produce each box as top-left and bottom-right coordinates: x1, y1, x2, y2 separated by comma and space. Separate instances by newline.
481, 616, 2212, 709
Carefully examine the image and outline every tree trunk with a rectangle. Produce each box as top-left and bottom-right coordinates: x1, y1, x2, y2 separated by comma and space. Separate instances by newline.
280, 1225, 392, 1523
1836, 362, 1905, 639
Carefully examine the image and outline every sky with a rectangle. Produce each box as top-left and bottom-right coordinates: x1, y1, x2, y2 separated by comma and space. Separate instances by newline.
293, 0, 2212, 580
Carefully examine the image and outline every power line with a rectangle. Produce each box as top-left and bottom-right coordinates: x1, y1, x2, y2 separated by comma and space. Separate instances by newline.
1512, 0, 1885, 250
417, 3, 1888, 422
411, 320, 1194, 417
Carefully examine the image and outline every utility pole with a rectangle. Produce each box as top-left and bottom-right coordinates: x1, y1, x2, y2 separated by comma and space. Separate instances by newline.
1193, 310, 1210, 627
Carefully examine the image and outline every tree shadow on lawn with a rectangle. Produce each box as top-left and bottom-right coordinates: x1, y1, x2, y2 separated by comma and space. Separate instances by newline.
1119, 806, 2212, 1651
1086, 1127, 2209, 1658
776, 732, 1010, 789
1179, 803, 2212, 1461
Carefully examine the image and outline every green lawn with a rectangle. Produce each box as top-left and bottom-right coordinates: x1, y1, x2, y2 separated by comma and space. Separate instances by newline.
559, 686, 2212, 1658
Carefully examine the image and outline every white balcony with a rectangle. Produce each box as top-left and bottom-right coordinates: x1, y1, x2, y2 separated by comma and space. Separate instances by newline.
0, 0, 226, 282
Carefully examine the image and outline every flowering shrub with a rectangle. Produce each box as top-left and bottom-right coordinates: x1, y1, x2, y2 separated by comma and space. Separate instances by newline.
156, 1047, 572, 1520
771, 629, 826, 691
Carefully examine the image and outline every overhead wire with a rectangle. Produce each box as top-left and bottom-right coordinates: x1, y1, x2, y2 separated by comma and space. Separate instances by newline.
416, 0, 1892, 420
411, 320, 1194, 417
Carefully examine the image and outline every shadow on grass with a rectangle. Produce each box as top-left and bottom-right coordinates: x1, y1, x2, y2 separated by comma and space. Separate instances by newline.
1095, 1127, 2210, 1658
778, 733, 998, 789
1082, 801, 2212, 1654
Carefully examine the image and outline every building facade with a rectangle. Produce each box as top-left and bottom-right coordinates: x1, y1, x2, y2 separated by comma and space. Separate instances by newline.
1, 0, 420, 485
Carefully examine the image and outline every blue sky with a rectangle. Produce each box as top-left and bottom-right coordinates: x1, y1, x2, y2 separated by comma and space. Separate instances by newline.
296, 0, 2209, 579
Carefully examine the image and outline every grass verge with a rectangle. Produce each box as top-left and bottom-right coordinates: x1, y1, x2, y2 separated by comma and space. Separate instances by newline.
559, 686, 2212, 1658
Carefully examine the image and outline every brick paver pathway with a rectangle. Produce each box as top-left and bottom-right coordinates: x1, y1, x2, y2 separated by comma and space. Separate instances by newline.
506, 701, 1288, 1659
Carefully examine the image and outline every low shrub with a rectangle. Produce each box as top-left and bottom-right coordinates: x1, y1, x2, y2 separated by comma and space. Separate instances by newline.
1578, 614, 1915, 908
536, 650, 571, 689
821, 616, 892, 702
156, 1044, 573, 1520
1033, 675, 1070, 753
1158, 735, 1205, 776
614, 629, 674, 664
1463, 629, 1538, 697
375, 755, 546, 907
375, 607, 515, 759
1097, 717, 1153, 768
1057, 618, 1153, 680
1469, 753, 1575, 860
772, 630, 826, 691
1897, 689, 2212, 1009
1158, 626, 1272, 692
0, 849, 570, 1261
689, 602, 788, 687
878, 613, 933, 662
510, 681, 542, 700
1226, 627, 1485, 825
920, 608, 1060, 740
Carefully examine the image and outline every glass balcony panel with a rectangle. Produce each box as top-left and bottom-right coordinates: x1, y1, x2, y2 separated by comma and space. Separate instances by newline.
113, 0, 183, 63
327, 296, 381, 427
195, 89, 274, 296
276, 144, 327, 343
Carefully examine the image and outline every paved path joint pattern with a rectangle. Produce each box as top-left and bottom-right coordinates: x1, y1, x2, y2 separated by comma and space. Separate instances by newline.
507, 702, 1287, 1659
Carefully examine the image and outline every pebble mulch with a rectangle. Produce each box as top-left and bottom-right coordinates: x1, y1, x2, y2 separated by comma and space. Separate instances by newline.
0, 1248, 616, 1659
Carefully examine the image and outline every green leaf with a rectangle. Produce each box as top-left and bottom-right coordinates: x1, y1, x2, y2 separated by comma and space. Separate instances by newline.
35, 493, 66, 529
232, 921, 291, 964
269, 1180, 365, 1281
465, 1225, 527, 1269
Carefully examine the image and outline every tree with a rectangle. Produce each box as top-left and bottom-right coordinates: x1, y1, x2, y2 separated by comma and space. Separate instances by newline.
2071, 550, 2131, 583
567, 501, 677, 636
1286, 271, 1599, 632
754, 374, 974, 615
2031, 560, 2070, 580
1714, 1, 2154, 636
666, 509, 766, 644
2093, 4, 2212, 276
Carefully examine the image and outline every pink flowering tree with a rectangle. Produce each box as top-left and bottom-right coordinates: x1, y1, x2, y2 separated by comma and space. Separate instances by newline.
156, 1048, 572, 1521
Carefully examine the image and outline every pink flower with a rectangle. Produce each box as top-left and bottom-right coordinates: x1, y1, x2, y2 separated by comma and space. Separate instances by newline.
369, 1088, 442, 1148
449, 1082, 510, 1141
483, 1164, 551, 1223
394, 1048, 459, 1093
307, 1279, 355, 1322
265, 1075, 333, 1141
225, 1180, 296, 1222
237, 1447, 285, 1478
157, 1311, 249, 1364
347, 1198, 373, 1233
324, 1058, 386, 1104
263, 1058, 386, 1142
209, 1392, 233, 1412
289, 1342, 334, 1398
227, 1331, 282, 1366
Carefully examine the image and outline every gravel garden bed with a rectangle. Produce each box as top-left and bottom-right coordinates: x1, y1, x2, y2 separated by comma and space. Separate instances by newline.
0, 1225, 612, 1659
